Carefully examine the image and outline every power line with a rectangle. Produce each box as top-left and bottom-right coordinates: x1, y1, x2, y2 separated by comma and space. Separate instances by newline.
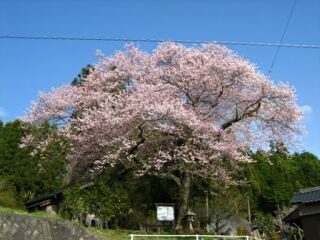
1, 34, 320, 49
268, 0, 298, 75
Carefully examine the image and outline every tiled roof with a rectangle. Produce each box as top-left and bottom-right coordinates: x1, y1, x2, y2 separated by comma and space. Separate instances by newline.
291, 186, 320, 204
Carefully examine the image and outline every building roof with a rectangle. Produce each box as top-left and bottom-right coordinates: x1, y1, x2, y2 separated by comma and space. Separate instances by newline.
291, 186, 320, 204
283, 206, 302, 223
284, 186, 320, 225
25, 189, 64, 210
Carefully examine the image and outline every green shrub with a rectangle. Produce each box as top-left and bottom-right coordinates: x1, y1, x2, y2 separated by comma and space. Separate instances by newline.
0, 190, 19, 208
253, 212, 275, 239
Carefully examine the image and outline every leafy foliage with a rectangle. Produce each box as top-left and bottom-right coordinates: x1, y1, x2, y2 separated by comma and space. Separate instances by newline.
253, 212, 275, 239
0, 120, 67, 206
0, 177, 19, 208
61, 174, 129, 227
246, 146, 320, 213
71, 64, 93, 86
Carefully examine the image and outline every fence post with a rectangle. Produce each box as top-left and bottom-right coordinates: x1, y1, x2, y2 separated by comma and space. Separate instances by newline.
246, 236, 249, 240
129, 234, 134, 240
195, 234, 199, 240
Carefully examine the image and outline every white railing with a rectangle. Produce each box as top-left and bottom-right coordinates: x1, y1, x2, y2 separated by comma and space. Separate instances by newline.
129, 234, 261, 240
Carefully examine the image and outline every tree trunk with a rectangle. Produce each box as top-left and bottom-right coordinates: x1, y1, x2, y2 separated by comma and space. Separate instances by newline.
175, 170, 191, 231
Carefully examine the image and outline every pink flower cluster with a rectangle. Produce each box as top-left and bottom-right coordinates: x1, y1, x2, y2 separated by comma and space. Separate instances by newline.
23, 43, 303, 178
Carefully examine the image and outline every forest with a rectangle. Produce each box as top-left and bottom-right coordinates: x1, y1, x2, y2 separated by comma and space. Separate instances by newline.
0, 118, 319, 238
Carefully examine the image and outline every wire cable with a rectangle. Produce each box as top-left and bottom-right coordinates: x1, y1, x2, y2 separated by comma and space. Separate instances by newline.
1, 34, 320, 49
268, 0, 298, 75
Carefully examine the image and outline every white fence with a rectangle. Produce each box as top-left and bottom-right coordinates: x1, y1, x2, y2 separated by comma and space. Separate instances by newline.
129, 234, 262, 240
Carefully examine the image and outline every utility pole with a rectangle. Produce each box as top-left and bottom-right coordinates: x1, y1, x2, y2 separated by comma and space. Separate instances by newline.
247, 195, 251, 224
206, 191, 209, 231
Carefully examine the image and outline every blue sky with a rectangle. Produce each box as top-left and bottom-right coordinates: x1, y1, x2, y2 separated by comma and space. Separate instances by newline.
0, 0, 319, 156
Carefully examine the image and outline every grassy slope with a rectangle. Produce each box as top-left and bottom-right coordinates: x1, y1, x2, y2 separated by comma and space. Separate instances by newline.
0, 206, 62, 220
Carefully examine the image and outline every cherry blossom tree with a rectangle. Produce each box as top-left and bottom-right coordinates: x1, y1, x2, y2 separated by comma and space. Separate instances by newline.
23, 43, 303, 228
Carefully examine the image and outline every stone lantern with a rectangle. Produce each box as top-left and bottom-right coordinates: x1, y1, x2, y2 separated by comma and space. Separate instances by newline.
185, 210, 196, 231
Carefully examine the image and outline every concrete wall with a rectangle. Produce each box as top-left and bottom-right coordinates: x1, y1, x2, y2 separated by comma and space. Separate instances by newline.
0, 213, 103, 240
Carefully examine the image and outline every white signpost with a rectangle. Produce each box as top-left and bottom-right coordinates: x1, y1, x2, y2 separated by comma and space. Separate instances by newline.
156, 206, 175, 221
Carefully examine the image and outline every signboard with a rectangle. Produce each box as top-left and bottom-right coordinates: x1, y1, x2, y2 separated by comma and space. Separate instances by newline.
156, 206, 174, 221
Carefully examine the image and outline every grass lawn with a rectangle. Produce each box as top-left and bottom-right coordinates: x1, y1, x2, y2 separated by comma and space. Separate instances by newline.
89, 228, 136, 240
89, 228, 200, 240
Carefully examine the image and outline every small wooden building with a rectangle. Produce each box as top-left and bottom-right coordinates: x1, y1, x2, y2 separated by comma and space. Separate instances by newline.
284, 186, 320, 240
25, 188, 64, 214
25, 182, 94, 215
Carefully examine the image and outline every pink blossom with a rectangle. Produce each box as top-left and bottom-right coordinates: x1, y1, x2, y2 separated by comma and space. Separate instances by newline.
23, 43, 303, 179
